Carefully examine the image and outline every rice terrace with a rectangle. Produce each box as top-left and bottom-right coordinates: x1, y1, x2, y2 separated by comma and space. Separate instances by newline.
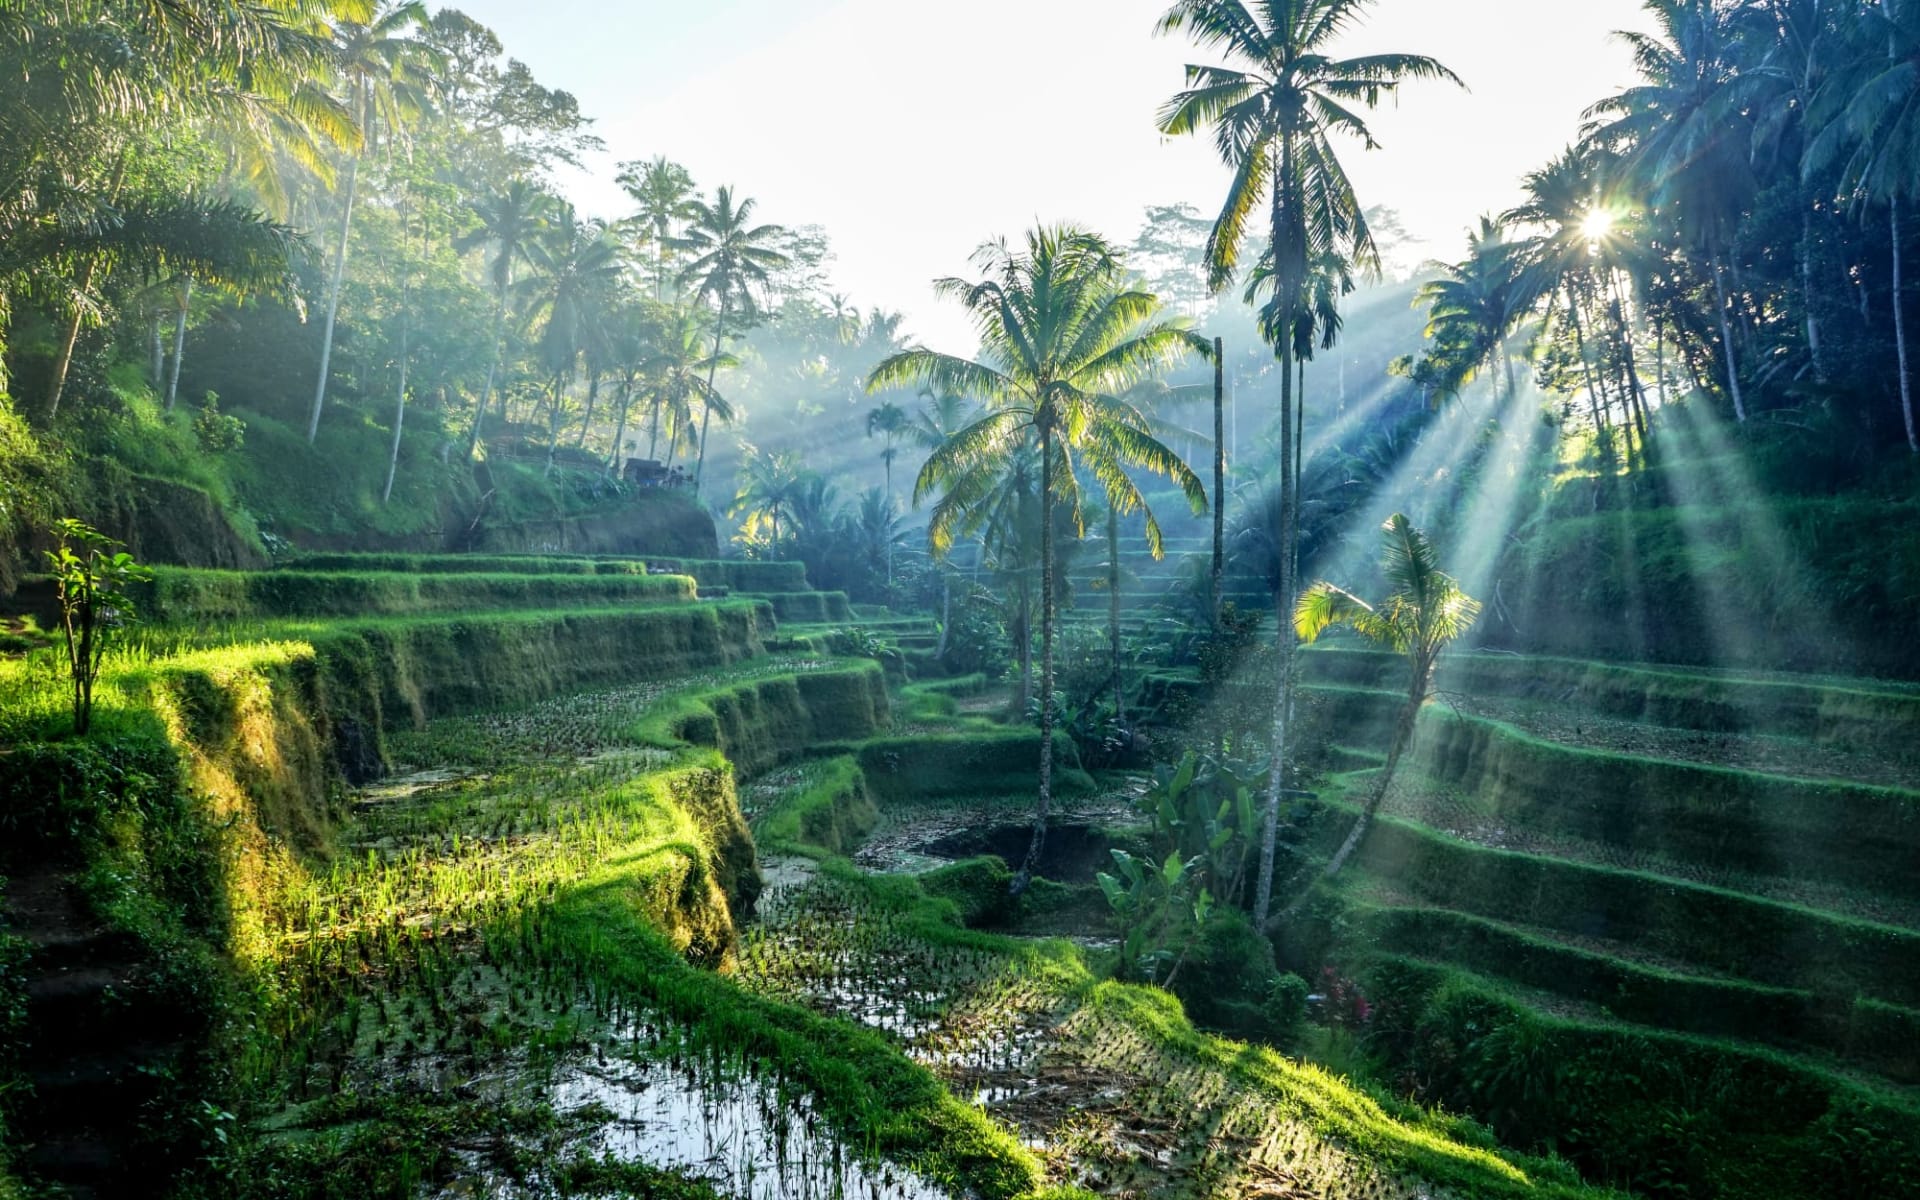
2, 1, 1919, 1198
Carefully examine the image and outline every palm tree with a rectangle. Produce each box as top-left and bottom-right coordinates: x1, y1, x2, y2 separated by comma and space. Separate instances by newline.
866, 398, 910, 585
617, 156, 698, 298
520, 205, 625, 474
457, 179, 551, 459
731, 444, 808, 553
1806, 0, 1920, 452
869, 225, 1206, 893
1414, 216, 1535, 402
307, 0, 440, 444
1292, 514, 1480, 885
673, 186, 789, 493
1157, 0, 1461, 927
644, 307, 737, 466
1586, 0, 1764, 424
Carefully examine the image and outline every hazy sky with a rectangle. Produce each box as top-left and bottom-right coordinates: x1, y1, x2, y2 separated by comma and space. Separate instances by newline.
451, 0, 1655, 352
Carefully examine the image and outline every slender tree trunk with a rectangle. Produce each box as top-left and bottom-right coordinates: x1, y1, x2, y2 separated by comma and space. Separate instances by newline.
606, 372, 636, 476
695, 296, 729, 495
1566, 281, 1609, 444
149, 315, 164, 385
1211, 336, 1225, 628
1254, 145, 1300, 930
1804, 205, 1826, 382
308, 150, 362, 444
165, 280, 192, 412
575, 370, 600, 451
937, 571, 951, 659
1108, 502, 1123, 726
1015, 419, 1057, 896
1314, 657, 1431, 885
1710, 255, 1748, 422
1894, 201, 1916, 454
467, 270, 512, 461
45, 153, 128, 421
1017, 587, 1033, 712
383, 313, 409, 505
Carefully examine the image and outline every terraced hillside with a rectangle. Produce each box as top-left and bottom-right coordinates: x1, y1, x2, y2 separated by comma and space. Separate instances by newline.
0, 553, 1623, 1200
1264, 647, 1920, 1197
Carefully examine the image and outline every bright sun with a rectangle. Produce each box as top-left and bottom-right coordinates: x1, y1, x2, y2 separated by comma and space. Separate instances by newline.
1583, 209, 1616, 241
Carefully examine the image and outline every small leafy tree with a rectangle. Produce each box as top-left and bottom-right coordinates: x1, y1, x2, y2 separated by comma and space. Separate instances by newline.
45, 520, 153, 734
1292, 513, 1480, 885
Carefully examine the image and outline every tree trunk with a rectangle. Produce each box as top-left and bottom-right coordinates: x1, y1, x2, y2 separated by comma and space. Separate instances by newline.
467, 269, 512, 461
1803, 205, 1826, 382
308, 149, 361, 444
149, 315, 164, 385
1710, 254, 1748, 422
382, 313, 409, 505
1211, 336, 1225, 628
606, 371, 636, 476
695, 296, 729, 495
937, 571, 952, 659
44, 153, 128, 421
1015, 419, 1057, 896
165, 279, 192, 412
1253, 141, 1301, 930
576, 369, 600, 450
1108, 502, 1124, 726
1314, 657, 1430, 885
1894, 201, 1916, 454
1017, 586, 1033, 713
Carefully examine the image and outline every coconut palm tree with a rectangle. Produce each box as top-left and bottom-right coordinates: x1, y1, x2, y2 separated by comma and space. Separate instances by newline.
1586, 0, 1765, 424
1293, 514, 1480, 884
520, 205, 625, 474
307, 0, 440, 444
457, 178, 551, 459
1157, 0, 1461, 926
1806, 0, 1920, 452
617, 156, 698, 298
1414, 216, 1535, 402
869, 225, 1207, 893
673, 186, 789, 493
731, 444, 809, 553
644, 307, 736, 467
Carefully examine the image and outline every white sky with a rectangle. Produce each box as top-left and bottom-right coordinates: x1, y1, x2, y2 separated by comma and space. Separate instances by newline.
449, 0, 1655, 353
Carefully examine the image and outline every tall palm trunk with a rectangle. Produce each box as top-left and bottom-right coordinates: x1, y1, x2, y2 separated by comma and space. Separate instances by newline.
467, 268, 513, 460
1016, 419, 1057, 895
1211, 336, 1225, 628
1803, 206, 1826, 382
1894, 201, 1916, 454
1254, 144, 1300, 930
606, 370, 637, 476
695, 295, 730, 495
165, 279, 193, 411
1709, 254, 1748, 422
1016, 586, 1033, 712
648, 393, 664, 460
149, 315, 164, 385
382, 304, 409, 505
576, 369, 600, 450
1108, 502, 1124, 726
308, 148, 362, 444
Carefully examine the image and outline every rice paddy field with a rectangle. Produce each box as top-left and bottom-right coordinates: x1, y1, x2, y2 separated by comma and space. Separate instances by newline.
3, 553, 1916, 1200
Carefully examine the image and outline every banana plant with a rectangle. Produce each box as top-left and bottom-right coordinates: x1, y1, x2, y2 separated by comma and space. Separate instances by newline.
1098, 847, 1214, 988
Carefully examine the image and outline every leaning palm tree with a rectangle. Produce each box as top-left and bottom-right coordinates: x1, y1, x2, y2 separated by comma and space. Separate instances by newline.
1413, 216, 1535, 403
307, 0, 440, 444
673, 186, 789, 492
644, 307, 737, 466
1805, 0, 1920, 452
869, 225, 1207, 894
1158, 0, 1461, 926
457, 179, 551, 459
1293, 514, 1480, 887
